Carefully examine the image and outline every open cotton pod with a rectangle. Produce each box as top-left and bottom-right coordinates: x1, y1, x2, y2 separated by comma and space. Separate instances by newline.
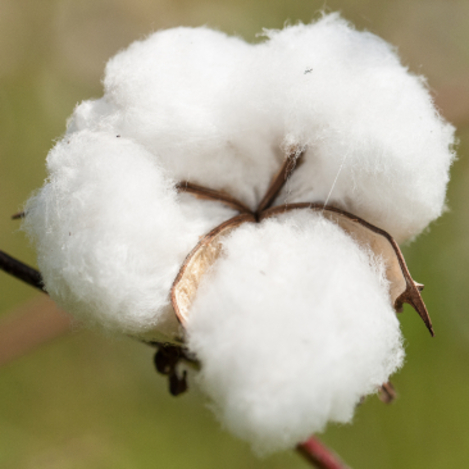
172, 155, 433, 335
170, 149, 425, 452
22, 13, 455, 456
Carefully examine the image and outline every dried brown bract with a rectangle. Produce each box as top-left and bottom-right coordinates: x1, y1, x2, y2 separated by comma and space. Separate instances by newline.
171, 148, 433, 337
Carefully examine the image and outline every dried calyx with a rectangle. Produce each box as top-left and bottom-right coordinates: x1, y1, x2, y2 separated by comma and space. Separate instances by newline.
171, 147, 433, 335
153, 146, 433, 398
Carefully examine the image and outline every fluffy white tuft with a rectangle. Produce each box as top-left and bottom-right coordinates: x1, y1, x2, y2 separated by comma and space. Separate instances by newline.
187, 211, 404, 453
24, 130, 235, 336
259, 15, 455, 241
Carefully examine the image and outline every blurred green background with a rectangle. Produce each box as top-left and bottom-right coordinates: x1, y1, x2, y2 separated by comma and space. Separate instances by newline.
1, 1, 469, 468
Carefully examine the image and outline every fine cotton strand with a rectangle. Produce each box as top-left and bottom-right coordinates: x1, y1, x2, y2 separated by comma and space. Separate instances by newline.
23, 13, 455, 454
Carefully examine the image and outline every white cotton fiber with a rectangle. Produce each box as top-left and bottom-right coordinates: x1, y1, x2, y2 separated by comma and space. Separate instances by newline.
24, 130, 236, 337
62, 15, 454, 243
187, 211, 403, 453
257, 15, 455, 241
24, 13, 453, 451
101, 27, 283, 211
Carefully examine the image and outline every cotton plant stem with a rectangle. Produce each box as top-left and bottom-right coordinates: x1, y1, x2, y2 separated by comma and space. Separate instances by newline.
297, 436, 351, 469
0, 296, 73, 367
0, 250, 45, 292
11, 211, 26, 220
0, 250, 73, 367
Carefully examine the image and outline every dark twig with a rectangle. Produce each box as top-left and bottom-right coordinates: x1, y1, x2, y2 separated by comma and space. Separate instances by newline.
11, 211, 26, 220
152, 342, 199, 396
378, 381, 397, 404
297, 436, 351, 469
0, 250, 45, 292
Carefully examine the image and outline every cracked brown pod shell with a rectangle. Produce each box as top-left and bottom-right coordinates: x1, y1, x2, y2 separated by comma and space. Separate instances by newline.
171, 213, 256, 326
171, 203, 433, 336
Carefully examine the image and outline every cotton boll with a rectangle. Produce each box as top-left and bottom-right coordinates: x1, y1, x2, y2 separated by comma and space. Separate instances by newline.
24, 130, 236, 337
22, 17, 451, 344
21, 14, 451, 457
187, 211, 403, 453
260, 14, 455, 242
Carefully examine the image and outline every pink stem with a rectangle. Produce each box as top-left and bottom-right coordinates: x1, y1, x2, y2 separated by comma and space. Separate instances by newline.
0, 296, 72, 367
296, 436, 351, 469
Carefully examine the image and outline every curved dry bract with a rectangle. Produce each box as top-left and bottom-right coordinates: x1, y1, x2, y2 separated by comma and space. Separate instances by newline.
171, 213, 256, 326
170, 201, 432, 336
170, 162, 432, 337
261, 204, 433, 335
